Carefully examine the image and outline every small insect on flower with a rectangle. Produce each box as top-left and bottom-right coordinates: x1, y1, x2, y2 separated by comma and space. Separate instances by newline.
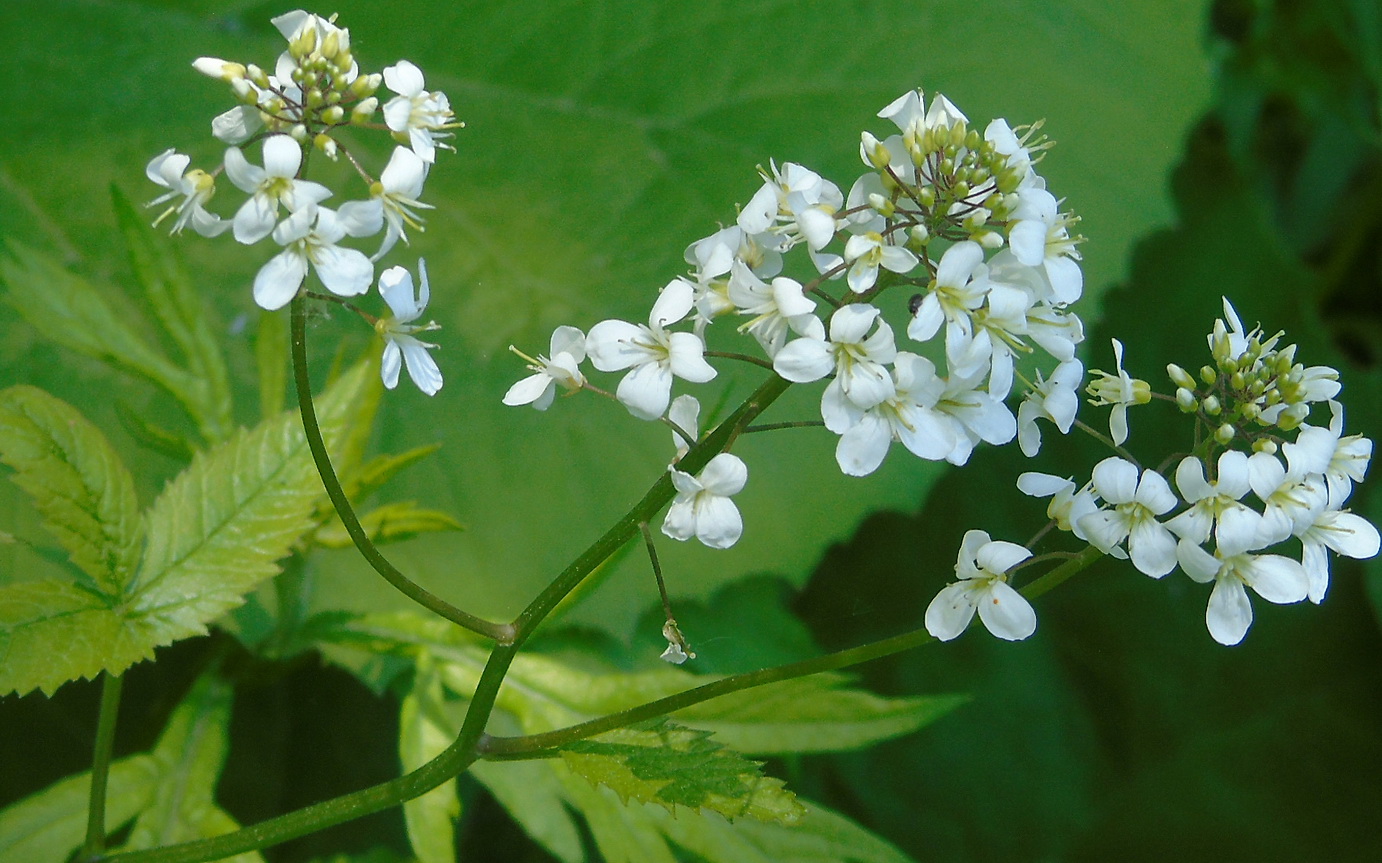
908, 293, 925, 316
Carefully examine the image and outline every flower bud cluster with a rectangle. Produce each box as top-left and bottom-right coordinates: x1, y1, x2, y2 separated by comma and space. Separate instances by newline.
145, 9, 455, 395
504, 89, 1088, 549
962, 299, 1377, 647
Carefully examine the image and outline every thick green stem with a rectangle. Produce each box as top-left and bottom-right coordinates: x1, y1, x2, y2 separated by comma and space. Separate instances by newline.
79, 673, 124, 861
482, 544, 1107, 757
289, 296, 513, 643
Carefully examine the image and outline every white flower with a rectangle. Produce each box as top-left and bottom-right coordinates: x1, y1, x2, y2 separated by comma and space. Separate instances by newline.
737, 161, 842, 252
1085, 339, 1150, 446
382, 60, 458, 163
1164, 451, 1258, 546
773, 303, 897, 411
1078, 457, 1179, 577
842, 232, 918, 294
1017, 359, 1083, 457
1292, 487, 1380, 603
211, 105, 264, 144
830, 353, 955, 476
907, 241, 986, 344
253, 204, 373, 310
337, 146, 433, 261
586, 280, 717, 420
1176, 509, 1309, 646
502, 326, 587, 410
1007, 187, 1082, 305
223, 135, 332, 244
930, 368, 1017, 466
145, 149, 229, 237
376, 260, 442, 395
1017, 473, 1099, 543
668, 394, 700, 460
662, 453, 748, 549
725, 263, 823, 358
925, 529, 1036, 642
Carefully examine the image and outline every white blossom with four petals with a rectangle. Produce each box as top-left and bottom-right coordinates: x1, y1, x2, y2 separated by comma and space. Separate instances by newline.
662, 453, 748, 549
376, 259, 442, 395
925, 530, 1036, 642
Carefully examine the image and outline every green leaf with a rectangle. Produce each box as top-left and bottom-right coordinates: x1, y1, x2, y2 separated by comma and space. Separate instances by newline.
128, 359, 375, 647
0, 241, 207, 429
0, 361, 376, 696
0, 385, 142, 594
122, 672, 263, 863
467, 757, 584, 863
399, 656, 461, 863
728, 801, 917, 863
559, 719, 805, 824
112, 186, 233, 442
674, 676, 968, 755
349, 444, 445, 498
0, 754, 161, 863
0, 580, 148, 696
314, 502, 464, 549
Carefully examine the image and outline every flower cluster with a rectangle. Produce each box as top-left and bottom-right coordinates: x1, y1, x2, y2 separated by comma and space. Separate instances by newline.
505, 89, 1087, 548
145, 10, 455, 394
935, 299, 1377, 646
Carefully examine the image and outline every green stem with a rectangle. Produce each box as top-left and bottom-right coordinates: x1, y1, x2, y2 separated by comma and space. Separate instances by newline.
288, 296, 513, 643
510, 372, 793, 643
80, 673, 124, 861
481, 544, 1106, 758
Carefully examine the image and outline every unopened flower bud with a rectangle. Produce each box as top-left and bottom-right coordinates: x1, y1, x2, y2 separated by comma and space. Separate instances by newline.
974, 230, 1003, 249
1167, 363, 1195, 389
1215, 423, 1236, 444
1200, 365, 1217, 385
1253, 439, 1278, 456
320, 105, 345, 125
313, 133, 338, 159
289, 124, 309, 143
291, 25, 317, 59
909, 224, 929, 244
246, 64, 270, 89
860, 132, 891, 170
1202, 395, 1221, 416
349, 74, 380, 99
321, 29, 341, 60
1176, 387, 1197, 412
350, 97, 379, 124
192, 57, 246, 82
1229, 370, 1246, 390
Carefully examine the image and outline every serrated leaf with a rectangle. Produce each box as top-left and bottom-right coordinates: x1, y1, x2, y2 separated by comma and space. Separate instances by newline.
112, 186, 233, 442
559, 719, 805, 825
129, 359, 374, 644
399, 656, 461, 863
121, 673, 262, 863
315, 502, 463, 549
0, 385, 142, 593
0, 579, 152, 696
0, 361, 376, 696
0, 753, 161, 863
0, 241, 205, 427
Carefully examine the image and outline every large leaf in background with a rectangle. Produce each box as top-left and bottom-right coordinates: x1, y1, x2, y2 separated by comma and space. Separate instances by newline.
0, 362, 376, 696
122, 674, 263, 863
0, 753, 161, 863
0, 1, 1213, 637
370, 620, 921, 863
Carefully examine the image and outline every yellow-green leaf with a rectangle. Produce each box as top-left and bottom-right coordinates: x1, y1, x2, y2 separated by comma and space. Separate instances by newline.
0, 385, 142, 594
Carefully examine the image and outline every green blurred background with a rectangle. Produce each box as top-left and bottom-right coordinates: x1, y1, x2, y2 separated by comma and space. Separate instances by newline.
1, 0, 1380, 860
